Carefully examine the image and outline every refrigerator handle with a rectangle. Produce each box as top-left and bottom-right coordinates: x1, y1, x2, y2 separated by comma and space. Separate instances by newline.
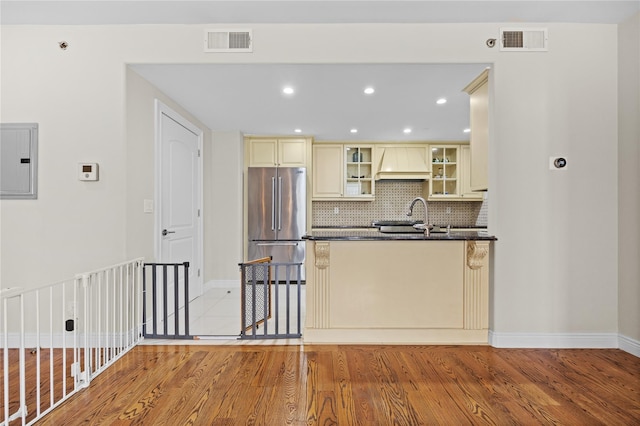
278, 176, 283, 231
271, 176, 276, 231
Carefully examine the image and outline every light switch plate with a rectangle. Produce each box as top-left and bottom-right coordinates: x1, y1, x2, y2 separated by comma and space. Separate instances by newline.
144, 199, 154, 213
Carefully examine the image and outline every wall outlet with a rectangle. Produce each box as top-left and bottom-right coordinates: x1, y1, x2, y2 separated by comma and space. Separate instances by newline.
334, 207, 339, 214
446, 207, 452, 214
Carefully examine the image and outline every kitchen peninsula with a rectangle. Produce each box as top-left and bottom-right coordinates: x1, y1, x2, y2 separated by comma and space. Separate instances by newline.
303, 229, 496, 344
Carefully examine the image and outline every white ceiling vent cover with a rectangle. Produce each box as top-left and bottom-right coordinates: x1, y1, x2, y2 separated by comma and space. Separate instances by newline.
500, 28, 548, 51
204, 29, 252, 52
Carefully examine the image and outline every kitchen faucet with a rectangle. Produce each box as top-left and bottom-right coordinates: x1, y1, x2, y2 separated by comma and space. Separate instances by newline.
407, 196, 430, 236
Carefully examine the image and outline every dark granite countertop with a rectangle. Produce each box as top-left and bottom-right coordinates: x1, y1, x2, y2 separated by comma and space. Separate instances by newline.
304, 228, 497, 241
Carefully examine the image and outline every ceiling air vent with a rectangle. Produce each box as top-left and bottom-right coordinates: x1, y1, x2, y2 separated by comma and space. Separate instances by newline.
500, 28, 548, 51
204, 29, 252, 52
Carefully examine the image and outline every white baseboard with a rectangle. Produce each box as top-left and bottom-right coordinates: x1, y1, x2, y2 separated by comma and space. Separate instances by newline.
619, 334, 640, 357
203, 279, 240, 291
489, 331, 619, 349
1, 329, 144, 349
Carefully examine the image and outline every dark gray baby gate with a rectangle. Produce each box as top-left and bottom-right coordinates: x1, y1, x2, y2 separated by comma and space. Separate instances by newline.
142, 262, 192, 339
239, 257, 303, 339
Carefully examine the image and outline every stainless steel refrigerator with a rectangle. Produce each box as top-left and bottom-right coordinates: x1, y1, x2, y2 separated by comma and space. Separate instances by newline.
247, 167, 306, 279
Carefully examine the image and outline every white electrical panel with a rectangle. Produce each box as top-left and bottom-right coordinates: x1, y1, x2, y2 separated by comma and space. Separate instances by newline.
79, 163, 99, 181
1, 123, 38, 199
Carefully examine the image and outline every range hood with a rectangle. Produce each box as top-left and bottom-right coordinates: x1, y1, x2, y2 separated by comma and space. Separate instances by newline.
375, 147, 431, 180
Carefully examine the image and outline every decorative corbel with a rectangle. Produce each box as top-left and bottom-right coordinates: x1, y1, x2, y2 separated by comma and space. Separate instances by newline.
315, 242, 330, 269
466, 241, 489, 270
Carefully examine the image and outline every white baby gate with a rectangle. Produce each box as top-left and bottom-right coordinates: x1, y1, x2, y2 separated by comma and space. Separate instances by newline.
1, 258, 144, 426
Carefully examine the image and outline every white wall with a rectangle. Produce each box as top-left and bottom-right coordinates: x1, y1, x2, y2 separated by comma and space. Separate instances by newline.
490, 25, 620, 343
618, 13, 640, 346
208, 131, 244, 282
1, 22, 635, 346
125, 67, 215, 275
126, 69, 243, 283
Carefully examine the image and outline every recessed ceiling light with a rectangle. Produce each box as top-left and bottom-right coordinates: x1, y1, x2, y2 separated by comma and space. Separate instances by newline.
436, 98, 447, 104
364, 87, 375, 95
403, 128, 412, 134
463, 128, 471, 133
282, 86, 295, 95
350, 128, 358, 133
294, 128, 302, 133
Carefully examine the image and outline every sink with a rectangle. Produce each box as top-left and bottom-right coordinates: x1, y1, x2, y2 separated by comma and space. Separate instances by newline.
372, 220, 423, 227
378, 224, 449, 234
378, 225, 423, 234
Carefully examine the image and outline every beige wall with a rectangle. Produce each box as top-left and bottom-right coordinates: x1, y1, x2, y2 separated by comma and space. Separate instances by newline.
0, 22, 637, 348
618, 13, 640, 344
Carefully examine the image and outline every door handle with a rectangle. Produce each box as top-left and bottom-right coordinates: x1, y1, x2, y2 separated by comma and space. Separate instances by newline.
278, 176, 282, 231
271, 177, 276, 231
162, 229, 176, 236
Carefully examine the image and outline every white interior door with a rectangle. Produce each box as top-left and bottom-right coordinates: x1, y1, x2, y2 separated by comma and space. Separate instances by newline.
156, 100, 203, 304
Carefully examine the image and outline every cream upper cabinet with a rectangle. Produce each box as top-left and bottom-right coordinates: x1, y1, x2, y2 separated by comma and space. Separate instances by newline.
312, 143, 374, 200
464, 70, 489, 191
312, 144, 343, 198
427, 144, 482, 201
428, 145, 460, 200
460, 145, 483, 200
247, 137, 308, 167
344, 145, 374, 199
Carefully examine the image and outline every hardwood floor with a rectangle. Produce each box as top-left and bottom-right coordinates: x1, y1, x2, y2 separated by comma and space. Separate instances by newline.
19, 345, 640, 425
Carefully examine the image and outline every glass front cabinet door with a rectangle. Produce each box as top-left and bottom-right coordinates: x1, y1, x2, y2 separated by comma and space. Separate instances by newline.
344, 145, 374, 199
429, 146, 459, 199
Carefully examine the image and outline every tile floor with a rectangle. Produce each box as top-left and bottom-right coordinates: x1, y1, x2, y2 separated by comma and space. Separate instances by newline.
188, 284, 305, 337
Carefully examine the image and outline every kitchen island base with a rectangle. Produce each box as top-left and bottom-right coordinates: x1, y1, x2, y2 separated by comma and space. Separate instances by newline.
304, 239, 491, 345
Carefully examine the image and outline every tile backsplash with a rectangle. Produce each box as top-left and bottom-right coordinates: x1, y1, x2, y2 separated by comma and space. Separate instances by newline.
313, 181, 487, 227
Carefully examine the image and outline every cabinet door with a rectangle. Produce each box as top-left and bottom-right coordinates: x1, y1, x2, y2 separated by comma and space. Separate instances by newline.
429, 146, 459, 200
248, 139, 278, 167
460, 145, 483, 200
312, 144, 343, 198
278, 138, 307, 167
466, 72, 489, 191
345, 145, 374, 198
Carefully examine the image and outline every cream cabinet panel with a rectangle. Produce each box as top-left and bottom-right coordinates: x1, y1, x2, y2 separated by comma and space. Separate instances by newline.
278, 138, 307, 167
247, 138, 307, 167
460, 145, 483, 200
304, 239, 491, 344
312, 144, 343, 198
248, 138, 277, 167
464, 70, 489, 191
